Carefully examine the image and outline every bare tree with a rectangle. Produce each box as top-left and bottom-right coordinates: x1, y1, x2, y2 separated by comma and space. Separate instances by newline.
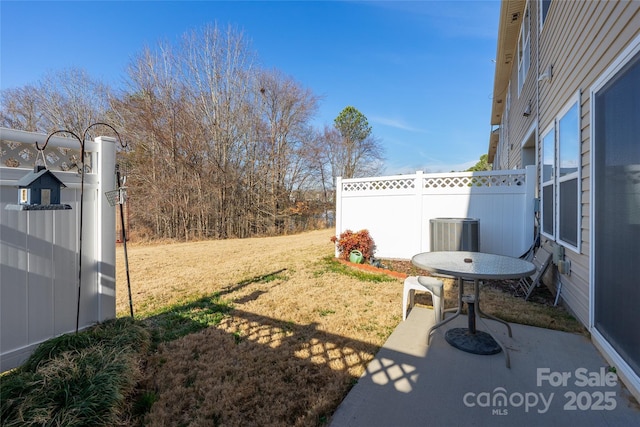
255, 68, 319, 232
297, 126, 335, 226
2, 25, 338, 241
0, 68, 111, 137
37, 67, 112, 136
113, 24, 324, 239
112, 41, 212, 240
180, 23, 257, 238
0, 86, 43, 131
306, 125, 340, 196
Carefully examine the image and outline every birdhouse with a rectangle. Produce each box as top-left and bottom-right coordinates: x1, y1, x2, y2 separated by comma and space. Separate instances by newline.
6, 165, 71, 211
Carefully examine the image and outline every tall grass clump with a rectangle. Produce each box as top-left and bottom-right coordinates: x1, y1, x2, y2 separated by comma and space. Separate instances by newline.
0, 317, 150, 426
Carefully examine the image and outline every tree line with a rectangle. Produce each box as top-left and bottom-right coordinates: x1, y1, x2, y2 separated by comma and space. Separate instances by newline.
1, 24, 384, 240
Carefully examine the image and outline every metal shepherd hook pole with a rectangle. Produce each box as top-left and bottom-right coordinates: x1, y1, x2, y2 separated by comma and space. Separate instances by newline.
39, 123, 127, 333
116, 165, 134, 318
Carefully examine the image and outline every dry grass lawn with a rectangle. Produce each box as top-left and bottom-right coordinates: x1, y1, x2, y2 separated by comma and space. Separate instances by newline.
115, 228, 585, 426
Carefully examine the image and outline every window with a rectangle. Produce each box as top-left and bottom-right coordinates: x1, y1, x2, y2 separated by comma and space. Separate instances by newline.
541, 128, 555, 236
540, 95, 581, 250
557, 102, 580, 247
540, 0, 552, 29
518, 3, 531, 95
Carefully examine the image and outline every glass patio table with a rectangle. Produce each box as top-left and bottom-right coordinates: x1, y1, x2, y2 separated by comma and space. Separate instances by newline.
411, 251, 536, 368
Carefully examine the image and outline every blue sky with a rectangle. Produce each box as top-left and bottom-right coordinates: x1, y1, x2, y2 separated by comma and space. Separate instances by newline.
1, 0, 500, 175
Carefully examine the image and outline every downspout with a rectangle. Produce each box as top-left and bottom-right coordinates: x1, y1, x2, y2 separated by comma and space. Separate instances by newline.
535, 2, 542, 245
535, 5, 540, 173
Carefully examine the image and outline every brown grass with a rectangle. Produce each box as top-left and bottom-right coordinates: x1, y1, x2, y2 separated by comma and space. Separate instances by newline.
115, 228, 585, 426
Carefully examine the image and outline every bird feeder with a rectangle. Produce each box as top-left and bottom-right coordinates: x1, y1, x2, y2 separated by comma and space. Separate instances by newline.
5, 165, 71, 211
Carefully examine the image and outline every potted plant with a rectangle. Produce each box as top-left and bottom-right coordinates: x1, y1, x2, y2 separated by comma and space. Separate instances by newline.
331, 229, 376, 264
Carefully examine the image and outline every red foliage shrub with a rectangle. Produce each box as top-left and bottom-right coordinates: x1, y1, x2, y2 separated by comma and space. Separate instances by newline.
331, 229, 376, 261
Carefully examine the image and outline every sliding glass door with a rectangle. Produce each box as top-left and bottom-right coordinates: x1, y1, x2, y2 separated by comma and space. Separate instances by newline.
593, 49, 640, 377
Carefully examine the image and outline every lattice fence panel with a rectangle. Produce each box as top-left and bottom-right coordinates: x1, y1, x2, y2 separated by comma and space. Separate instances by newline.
1, 140, 91, 173
423, 173, 525, 189
342, 178, 415, 192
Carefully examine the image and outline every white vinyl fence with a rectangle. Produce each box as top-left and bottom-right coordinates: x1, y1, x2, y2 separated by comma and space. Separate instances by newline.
335, 166, 536, 260
0, 128, 118, 372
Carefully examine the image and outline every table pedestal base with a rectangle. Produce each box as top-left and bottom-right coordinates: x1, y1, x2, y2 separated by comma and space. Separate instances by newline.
445, 328, 501, 355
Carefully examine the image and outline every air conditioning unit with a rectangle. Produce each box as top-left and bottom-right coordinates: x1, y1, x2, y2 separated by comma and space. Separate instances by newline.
430, 218, 480, 252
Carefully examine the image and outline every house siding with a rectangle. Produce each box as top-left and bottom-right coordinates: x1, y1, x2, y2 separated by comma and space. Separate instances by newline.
490, 0, 640, 402
504, 0, 539, 170
493, 0, 640, 328
538, 0, 640, 327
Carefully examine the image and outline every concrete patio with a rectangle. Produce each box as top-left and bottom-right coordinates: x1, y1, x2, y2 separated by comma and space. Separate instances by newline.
330, 307, 640, 426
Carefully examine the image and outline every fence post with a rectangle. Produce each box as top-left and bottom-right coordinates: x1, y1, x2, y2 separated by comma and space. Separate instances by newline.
415, 171, 424, 253
95, 136, 117, 322
334, 176, 342, 258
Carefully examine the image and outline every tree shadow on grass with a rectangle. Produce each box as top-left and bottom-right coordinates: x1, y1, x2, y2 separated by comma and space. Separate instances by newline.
219, 268, 288, 296
141, 294, 233, 345
140, 269, 288, 345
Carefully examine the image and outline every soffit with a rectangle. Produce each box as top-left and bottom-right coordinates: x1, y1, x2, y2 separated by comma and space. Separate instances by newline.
490, 0, 526, 126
